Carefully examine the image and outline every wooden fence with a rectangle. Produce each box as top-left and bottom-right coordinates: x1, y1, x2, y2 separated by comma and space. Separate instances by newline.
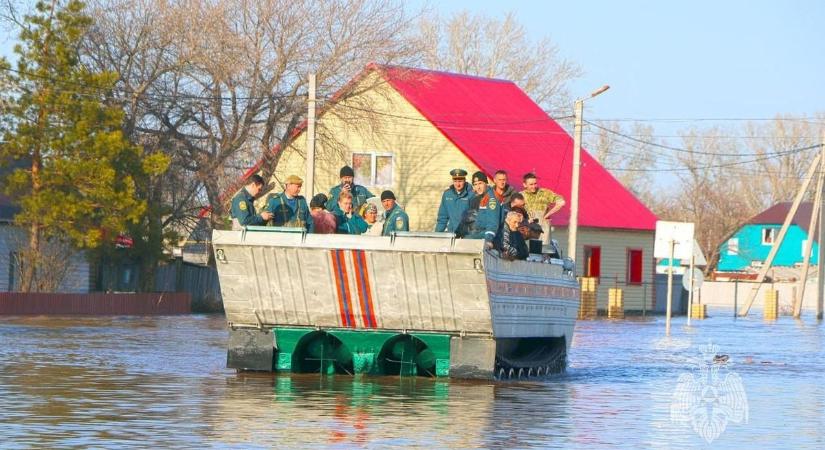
0, 292, 191, 315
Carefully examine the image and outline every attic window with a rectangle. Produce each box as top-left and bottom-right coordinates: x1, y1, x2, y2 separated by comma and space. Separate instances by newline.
352, 152, 393, 187
762, 228, 776, 245
727, 238, 739, 255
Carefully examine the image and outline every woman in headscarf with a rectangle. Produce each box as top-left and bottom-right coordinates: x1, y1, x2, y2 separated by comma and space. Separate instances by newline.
360, 202, 383, 236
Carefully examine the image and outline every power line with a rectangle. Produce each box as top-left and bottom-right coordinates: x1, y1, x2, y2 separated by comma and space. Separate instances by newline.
0, 65, 306, 102
584, 119, 819, 158
587, 116, 825, 125
603, 144, 821, 172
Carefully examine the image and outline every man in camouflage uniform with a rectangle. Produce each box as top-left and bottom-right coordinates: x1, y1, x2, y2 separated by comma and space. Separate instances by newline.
520, 172, 565, 248
230, 174, 273, 230
325, 165, 375, 212
380, 190, 409, 236
264, 175, 314, 233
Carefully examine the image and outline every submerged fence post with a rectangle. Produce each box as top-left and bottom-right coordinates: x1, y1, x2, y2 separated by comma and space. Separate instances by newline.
733, 280, 738, 319
642, 282, 647, 317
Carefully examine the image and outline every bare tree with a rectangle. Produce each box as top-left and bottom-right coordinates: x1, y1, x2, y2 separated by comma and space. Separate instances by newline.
418, 10, 582, 114
8, 231, 79, 293
586, 121, 659, 205
81, 0, 423, 231
746, 115, 823, 206
653, 128, 764, 272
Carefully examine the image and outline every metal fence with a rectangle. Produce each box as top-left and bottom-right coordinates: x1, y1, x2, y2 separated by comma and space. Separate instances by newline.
155, 262, 222, 312
0, 292, 191, 315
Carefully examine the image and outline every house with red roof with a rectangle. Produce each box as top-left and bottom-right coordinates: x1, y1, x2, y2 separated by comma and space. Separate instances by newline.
236, 64, 658, 311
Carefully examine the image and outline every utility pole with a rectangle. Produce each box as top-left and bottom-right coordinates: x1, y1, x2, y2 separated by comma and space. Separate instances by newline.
794, 165, 823, 318
569, 99, 583, 263
738, 153, 822, 316
305, 73, 317, 198
687, 252, 695, 326
569, 85, 609, 264
818, 133, 825, 320
666, 239, 675, 335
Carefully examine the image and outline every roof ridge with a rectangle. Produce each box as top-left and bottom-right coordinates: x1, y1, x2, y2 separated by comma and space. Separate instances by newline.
369, 63, 516, 84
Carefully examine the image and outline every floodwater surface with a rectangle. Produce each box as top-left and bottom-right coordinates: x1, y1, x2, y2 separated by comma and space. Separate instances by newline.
0, 312, 823, 449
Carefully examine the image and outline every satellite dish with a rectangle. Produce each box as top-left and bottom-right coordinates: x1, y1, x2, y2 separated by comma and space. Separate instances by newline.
682, 268, 704, 292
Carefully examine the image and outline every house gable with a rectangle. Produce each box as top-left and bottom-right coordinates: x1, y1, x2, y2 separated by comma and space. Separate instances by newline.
717, 223, 819, 271
268, 71, 479, 231
233, 64, 656, 232
377, 65, 658, 231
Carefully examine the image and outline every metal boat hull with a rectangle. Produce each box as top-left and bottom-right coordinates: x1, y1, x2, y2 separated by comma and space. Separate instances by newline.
213, 229, 579, 379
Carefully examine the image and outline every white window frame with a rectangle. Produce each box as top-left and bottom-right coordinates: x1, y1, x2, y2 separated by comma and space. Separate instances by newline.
761, 228, 775, 245
727, 238, 739, 256
351, 151, 394, 187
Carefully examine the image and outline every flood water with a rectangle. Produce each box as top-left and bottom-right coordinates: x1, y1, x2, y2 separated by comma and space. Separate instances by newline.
1, 311, 823, 449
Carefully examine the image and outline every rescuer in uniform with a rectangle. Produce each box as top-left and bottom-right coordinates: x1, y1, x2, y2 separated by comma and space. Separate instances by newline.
264, 175, 314, 232
230, 174, 273, 230
380, 190, 409, 236
326, 165, 375, 212
435, 168, 471, 234
462, 171, 502, 241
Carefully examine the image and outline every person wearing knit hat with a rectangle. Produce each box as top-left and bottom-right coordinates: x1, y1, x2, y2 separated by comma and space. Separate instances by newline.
310, 193, 328, 209
380, 190, 409, 236
435, 168, 471, 234
263, 174, 314, 232
461, 170, 502, 242
325, 165, 375, 212
309, 193, 336, 234
471, 171, 488, 187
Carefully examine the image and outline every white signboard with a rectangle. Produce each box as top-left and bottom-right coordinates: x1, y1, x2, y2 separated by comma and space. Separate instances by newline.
654, 221, 695, 260
681, 267, 704, 291
691, 240, 708, 266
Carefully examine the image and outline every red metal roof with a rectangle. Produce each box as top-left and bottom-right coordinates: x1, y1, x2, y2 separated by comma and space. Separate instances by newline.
222, 64, 658, 230
748, 202, 814, 234
377, 65, 657, 231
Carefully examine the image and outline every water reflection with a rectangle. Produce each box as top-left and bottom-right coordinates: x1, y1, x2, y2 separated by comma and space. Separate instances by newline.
210, 374, 497, 448
1, 312, 823, 448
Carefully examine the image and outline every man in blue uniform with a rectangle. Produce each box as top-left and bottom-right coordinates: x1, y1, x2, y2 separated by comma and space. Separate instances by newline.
464, 171, 502, 241
230, 174, 273, 230
435, 168, 471, 233
380, 190, 409, 236
264, 175, 314, 232
325, 165, 375, 212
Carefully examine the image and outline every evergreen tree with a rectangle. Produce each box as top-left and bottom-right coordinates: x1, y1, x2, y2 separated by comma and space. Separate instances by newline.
0, 0, 167, 292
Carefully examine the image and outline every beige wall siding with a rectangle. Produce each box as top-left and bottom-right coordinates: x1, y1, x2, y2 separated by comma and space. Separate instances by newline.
554, 226, 655, 311
0, 224, 91, 293
266, 72, 480, 231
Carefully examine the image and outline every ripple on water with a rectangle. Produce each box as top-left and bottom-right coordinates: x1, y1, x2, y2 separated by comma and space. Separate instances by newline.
0, 312, 823, 449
